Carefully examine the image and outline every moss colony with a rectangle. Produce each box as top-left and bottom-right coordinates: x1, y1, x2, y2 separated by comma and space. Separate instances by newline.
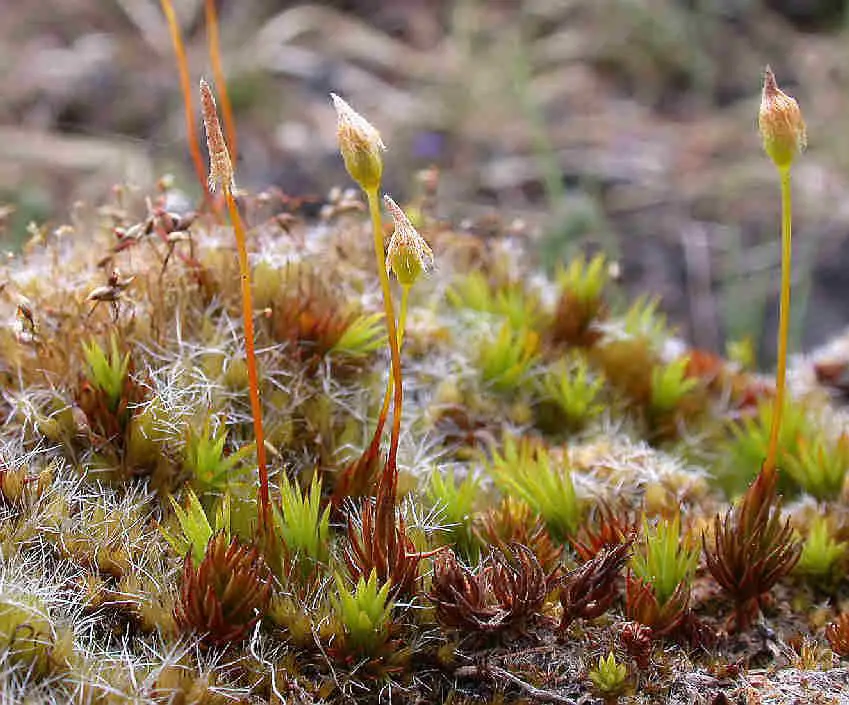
2, 26, 849, 705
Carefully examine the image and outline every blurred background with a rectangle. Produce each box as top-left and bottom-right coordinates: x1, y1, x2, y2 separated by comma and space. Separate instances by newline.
2, 0, 849, 365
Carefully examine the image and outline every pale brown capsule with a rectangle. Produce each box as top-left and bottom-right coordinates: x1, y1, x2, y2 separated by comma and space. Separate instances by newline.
15, 300, 38, 343
86, 269, 135, 301
199, 78, 235, 193
87, 286, 121, 303
166, 231, 191, 244
87, 270, 135, 322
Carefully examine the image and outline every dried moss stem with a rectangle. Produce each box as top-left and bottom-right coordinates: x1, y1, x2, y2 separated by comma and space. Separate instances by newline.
160, 0, 210, 204
764, 168, 792, 478
225, 189, 270, 524
366, 188, 403, 482
204, 0, 237, 163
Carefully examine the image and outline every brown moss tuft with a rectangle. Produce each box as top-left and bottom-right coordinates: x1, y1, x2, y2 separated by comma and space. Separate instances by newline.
266, 265, 357, 369
571, 500, 639, 563
475, 497, 562, 575
429, 543, 547, 634
624, 575, 689, 638
702, 466, 801, 632
175, 532, 272, 646
559, 542, 631, 630
826, 613, 849, 657
344, 495, 424, 600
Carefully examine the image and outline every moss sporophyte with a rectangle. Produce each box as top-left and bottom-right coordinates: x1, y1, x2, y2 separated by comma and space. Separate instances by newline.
758, 66, 805, 479
699, 68, 806, 634
199, 78, 270, 528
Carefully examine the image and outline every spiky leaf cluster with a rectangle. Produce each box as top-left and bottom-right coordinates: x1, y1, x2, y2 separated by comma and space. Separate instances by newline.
478, 323, 540, 393
183, 417, 253, 495
175, 531, 271, 646
487, 436, 580, 540
535, 356, 605, 432
344, 496, 423, 600
589, 652, 629, 702
794, 515, 847, 587
631, 515, 699, 606
447, 271, 542, 330
81, 335, 131, 412
550, 253, 609, 347
273, 473, 331, 582
424, 471, 480, 561
559, 542, 631, 629
161, 489, 229, 563
331, 570, 394, 657
475, 497, 563, 574
703, 468, 801, 631
428, 544, 547, 634
571, 501, 638, 562
784, 433, 849, 501
826, 613, 849, 657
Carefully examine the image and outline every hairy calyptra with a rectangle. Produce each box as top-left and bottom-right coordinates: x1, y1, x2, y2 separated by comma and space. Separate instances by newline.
759, 66, 806, 172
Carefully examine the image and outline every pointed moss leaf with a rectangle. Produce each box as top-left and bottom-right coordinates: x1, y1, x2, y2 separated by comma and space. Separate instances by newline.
332, 312, 386, 358
164, 490, 214, 563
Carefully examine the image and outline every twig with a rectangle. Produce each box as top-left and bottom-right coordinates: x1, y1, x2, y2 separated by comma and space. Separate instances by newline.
454, 663, 578, 704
